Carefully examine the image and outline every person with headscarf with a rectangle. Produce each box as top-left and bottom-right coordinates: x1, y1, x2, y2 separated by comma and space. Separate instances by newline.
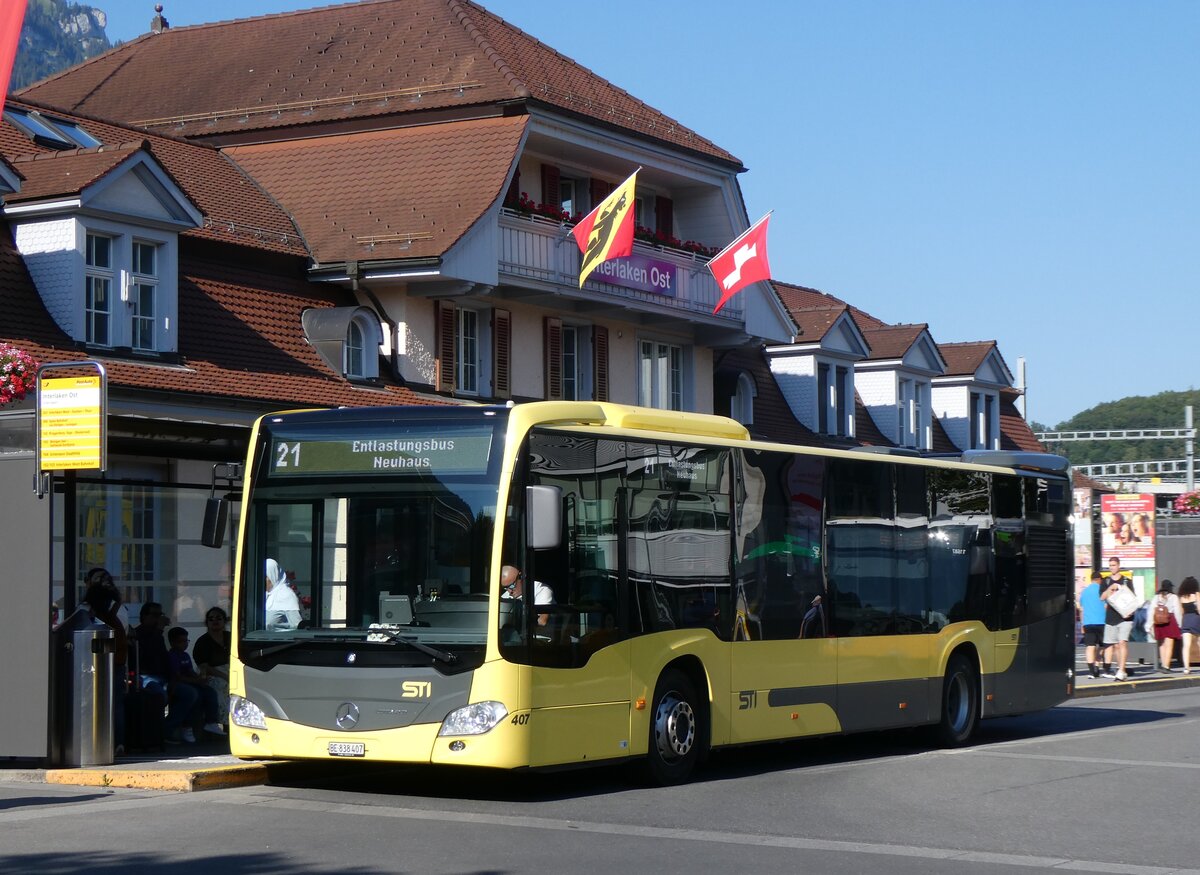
265, 558, 302, 631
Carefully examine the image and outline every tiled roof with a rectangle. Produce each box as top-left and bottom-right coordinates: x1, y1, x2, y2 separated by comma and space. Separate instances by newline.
860, 324, 928, 360
6, 142, 148, 203
0, 224, 446, 409
19, 0, 738, 164
224, 115, 527, 264
938, 340, 996, 377
2, 99, 308, 258
930, 415, 958, 453
999, 387, 1044, 452
785, 305, 849, 343
772, 280, 887, 335
854, 391, 894, 447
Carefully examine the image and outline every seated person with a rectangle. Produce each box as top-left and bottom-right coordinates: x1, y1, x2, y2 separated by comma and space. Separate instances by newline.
500, 564, 554, 626
167, 626, 226, 742
265, 558, 302, 631
194, 607, 230, 725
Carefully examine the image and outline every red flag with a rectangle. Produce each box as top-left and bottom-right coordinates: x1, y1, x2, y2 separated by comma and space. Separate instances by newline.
0, 0, 28, 114
708, 212, 772, 314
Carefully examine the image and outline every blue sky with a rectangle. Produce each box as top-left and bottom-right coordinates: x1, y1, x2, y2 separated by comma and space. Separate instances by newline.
88, 0, 1200, 426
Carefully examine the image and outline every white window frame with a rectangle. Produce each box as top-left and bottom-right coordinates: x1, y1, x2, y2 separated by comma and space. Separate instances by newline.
76, 219, 177, 353
638, 339, 685, 411
732, 372, 756, 426
85, 232, 113, 347
130, 239, 158, 351
456, 308, 479, 395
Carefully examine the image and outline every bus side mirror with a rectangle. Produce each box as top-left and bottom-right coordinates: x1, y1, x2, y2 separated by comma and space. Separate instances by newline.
201, 497, 229, 549
526, 485, 562, 550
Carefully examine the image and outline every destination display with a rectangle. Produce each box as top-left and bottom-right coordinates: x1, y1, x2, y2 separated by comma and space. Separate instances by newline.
268, 428, 493, 477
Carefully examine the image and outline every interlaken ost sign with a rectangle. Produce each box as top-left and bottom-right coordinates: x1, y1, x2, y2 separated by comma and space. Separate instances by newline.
589, 253, 677, 297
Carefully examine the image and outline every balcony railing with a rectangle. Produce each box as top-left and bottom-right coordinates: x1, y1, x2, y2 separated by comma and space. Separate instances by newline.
497, 209, 743, 320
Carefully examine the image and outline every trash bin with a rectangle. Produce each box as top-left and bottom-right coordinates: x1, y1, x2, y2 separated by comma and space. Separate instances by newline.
51, 607, 115, 767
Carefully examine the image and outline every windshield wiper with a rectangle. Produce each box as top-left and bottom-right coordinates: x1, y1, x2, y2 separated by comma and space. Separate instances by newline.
247, 639, 306, 659
373, 628, 458, 664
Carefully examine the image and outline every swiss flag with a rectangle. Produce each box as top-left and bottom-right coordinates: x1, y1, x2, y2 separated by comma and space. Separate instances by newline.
708, 212, 772, 314
0, 1, 27, 114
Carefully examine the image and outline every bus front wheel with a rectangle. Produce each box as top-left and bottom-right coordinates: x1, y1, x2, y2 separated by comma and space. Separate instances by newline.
643, 669, 702, 785
935, 653, 979, 746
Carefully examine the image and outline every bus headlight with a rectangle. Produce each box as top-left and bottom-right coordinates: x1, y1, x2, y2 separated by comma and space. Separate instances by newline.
230, 695, 268, 730
438, 701, 508, 736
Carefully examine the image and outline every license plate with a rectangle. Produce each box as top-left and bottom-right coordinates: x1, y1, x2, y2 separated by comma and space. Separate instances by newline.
327, 741, 365, 757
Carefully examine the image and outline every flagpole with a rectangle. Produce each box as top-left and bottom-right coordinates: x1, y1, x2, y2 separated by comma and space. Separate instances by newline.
706, 210, 773, 267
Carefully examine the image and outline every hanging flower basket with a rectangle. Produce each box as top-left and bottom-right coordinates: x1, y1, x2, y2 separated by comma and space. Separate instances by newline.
0, 343, 38, 408
1174, 491, 1200, 515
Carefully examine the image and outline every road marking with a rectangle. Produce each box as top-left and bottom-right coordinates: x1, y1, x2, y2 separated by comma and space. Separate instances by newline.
211, 793, 1200, 874
969, 750, 1200, 770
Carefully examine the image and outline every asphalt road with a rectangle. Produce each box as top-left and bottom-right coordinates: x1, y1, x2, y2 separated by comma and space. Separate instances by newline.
3, 686, 1199, 875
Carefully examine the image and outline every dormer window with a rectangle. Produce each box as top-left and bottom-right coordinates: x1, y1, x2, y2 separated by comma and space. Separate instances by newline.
302, 306, 382, 382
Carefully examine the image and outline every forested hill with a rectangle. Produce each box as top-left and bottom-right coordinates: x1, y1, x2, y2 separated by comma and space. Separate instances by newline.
11, 0, 112, 92
1033, 389, 1200, 466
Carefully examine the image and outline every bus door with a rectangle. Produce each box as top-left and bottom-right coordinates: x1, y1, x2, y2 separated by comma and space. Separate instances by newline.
828, 460, 934, 732
730, 450, 839, 743
521, 432, 633, 768
990, 476, 1028, 714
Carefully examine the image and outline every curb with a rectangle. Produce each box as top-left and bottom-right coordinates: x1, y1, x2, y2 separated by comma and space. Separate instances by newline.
1073, 673, 1200, 699
41, 762, 273, 792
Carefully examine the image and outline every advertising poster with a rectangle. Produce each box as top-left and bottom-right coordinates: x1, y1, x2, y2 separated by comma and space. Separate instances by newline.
1100, 493, 1155, 568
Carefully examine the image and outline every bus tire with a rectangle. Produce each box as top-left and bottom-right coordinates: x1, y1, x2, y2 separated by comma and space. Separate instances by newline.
643, 669, 702, 785
935, 653, 979, 746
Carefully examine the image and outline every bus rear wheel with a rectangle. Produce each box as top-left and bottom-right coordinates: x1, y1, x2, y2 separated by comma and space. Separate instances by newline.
643, 669, 702, 785
935, 654, 979, 746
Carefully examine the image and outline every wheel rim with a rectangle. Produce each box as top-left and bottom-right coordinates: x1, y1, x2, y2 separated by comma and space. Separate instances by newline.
946, 671, 970, 734
653, 691, 695, 762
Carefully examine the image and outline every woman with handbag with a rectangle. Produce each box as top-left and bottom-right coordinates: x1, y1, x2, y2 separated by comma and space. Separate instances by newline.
1148, 580, 1182, 672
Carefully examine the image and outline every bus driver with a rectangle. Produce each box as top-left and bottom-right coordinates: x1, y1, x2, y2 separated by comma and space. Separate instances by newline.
500, 564, 554, 626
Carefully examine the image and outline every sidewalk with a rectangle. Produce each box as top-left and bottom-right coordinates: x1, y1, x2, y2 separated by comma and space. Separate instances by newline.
6, 649, 1199, 793
1072, 642, 1200, 698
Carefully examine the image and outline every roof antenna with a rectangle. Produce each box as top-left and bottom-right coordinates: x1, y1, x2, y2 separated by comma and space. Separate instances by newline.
151, 4, 170, 34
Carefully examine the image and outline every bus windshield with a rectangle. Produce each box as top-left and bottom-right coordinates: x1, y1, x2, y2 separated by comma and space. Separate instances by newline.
238, 411, 506, 661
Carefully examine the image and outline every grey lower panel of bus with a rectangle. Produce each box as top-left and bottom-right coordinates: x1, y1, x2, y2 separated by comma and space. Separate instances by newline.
985, 613, 1074, 718
769, 680, 934, 731
243, 663, 473, 732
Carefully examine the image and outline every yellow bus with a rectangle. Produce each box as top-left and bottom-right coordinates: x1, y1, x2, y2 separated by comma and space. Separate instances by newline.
220, 401, 1074, 783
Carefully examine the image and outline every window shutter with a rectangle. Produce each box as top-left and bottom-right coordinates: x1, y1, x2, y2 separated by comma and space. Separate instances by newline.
592, 325, 609, 402
541, 164, 560, 209
504, 167, 521, 208
544, 316, 563, 400
655, 196, 673, 238
589, 178, 614, 211
492, 308, 511, 399
435, 300, 457, 393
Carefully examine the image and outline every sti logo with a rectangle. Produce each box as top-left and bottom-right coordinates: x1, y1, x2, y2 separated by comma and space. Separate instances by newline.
401, 681, 432, 698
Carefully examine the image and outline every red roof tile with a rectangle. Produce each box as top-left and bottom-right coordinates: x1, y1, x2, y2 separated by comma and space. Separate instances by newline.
2, 98, 308, 258
999, 388, 1045, 453
860, 324, 928, 360
938, 340, 996, 377
0, 224, 445, 409
20, 0, 737, 164
224, 115, 526, 263
6, 142, 148, 203
854, 391, 894, 447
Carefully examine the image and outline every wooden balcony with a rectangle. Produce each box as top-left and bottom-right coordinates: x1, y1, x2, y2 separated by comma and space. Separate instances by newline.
497, 209, 744, 324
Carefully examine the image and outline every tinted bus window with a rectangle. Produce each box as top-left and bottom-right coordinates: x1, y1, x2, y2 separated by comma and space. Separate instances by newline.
993, 474, 1027, 629
929, 469, 990, 626
734, 449, 826, 640
826, 459, 896, 636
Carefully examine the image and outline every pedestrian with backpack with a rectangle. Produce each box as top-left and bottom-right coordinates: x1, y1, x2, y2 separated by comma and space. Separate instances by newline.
1148, 579, 1182, 672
